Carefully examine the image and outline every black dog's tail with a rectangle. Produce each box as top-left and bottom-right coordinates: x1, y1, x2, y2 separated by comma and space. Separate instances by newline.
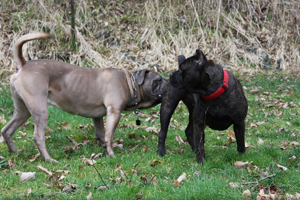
14, 32, 52, 72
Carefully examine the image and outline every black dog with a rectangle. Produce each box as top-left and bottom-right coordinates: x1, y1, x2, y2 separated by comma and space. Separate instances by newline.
159, 50, 248, 163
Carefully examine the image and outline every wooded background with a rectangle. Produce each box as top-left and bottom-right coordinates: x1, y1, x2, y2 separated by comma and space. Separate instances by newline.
0, 0, 299, 75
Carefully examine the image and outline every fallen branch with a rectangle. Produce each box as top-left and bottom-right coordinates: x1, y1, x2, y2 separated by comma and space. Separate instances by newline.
91, 160, 108, 187
241, 174, 276, 185
66, 136, 78, 145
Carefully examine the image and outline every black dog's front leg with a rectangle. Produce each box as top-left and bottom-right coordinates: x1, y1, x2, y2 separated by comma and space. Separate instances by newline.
234, 121, 246, 154
182, 94, 195, 150
157, 84, 187, 156
193, 95, 206, 163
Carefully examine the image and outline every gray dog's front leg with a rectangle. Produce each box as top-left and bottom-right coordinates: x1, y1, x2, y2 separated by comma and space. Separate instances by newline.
104, 106, 121, 157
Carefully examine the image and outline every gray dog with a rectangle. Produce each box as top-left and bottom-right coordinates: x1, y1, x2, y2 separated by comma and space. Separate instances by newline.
1, 32, 167, 162
169, 49, 248, 163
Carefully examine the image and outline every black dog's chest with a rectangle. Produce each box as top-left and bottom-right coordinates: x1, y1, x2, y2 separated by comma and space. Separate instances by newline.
206, 111, 234, 130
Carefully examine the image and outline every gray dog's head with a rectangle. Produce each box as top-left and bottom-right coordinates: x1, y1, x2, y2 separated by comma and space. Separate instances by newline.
135, 69, 167, 102
170, 49, 211, 90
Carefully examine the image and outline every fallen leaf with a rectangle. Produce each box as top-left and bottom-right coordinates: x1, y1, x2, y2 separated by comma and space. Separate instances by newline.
19, 172, 36, 183
245, 142, 256, 148
149, 159, 162, 167
0, 115, 6, 124
225, 131, 235, 138
95, 185, 109, 191
247, 164, 258, 172
81, 158, 96, 166
138, 135, 148, 140
256, 189, 271, 200
57, 122, 71, 130
112, 143, 123, 149
177, 148, 184, 154
193, 170, 201, 176
242, 189, 251, 199
145, 127, 159, 134
142, 145, 151, 153
90, 153, 103, 160
109, 177, 122, 183
62, 185, 73, 193
27, 188, 32, 197
58, 175, 66, 181
223, 136, 233, 147
173, 172, 186, 187
56, 170, 70, 175
37, 165, 53, 176
140, 174, 149, 184
175, 134, 186, 145
87, 192, 92, 200
290, 141, 300, 147
0, 135, 4, 143
46, 127, 55, 133
130, 144, 140, 151
128, 132, 136, 139
228, 182, 239, 188
234, 161, 252, 169
290, 133, 296, 138
64, 145, 78, 152
276, 164, 288, 171
85, 183, 91, 188
287, 156, 296, 163
249, 88, 260, 94
18, 131, 27, 137
257, 138, 264, 145
131, 169, 137, 175
150, 174, 158, 187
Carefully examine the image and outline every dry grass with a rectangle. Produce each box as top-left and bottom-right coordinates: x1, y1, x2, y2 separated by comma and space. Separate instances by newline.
0, 0, 299, 77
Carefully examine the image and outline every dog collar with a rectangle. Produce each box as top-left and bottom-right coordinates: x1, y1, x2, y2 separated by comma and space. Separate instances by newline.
201, 69, 229, 100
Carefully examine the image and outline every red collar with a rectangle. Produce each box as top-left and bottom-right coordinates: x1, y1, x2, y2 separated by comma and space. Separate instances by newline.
201, 69, 229, 100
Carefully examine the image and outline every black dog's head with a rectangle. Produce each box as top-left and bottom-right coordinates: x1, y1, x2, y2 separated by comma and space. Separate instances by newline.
170, 49, 209, 90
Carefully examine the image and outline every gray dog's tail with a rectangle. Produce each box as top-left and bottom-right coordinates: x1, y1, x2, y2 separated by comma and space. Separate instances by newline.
14, 32, 52, 71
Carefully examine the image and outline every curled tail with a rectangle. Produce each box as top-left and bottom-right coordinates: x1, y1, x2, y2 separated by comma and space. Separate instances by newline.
14, 32, 52, 72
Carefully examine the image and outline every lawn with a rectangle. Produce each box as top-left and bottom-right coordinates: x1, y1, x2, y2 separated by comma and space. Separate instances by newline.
0, 71, 299, 199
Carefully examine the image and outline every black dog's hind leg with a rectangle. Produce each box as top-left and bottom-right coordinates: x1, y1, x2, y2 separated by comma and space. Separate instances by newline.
234, 121, 246, 154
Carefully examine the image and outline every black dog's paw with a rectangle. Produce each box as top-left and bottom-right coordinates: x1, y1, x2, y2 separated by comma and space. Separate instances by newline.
157, 146, 165, 157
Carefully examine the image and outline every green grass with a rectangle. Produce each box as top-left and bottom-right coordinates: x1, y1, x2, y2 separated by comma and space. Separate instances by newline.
0, 71, 300, 199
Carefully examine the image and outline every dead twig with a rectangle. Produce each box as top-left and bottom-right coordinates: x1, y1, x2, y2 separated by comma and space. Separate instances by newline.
241, 174, 276, 185
91, 160, 108, 187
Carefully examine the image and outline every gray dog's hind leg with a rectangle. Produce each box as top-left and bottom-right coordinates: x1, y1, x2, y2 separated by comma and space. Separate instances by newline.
31, 104, 57, 162
93, 117, 105, 146
1, 92, 31, 153
234, 121, 246, 154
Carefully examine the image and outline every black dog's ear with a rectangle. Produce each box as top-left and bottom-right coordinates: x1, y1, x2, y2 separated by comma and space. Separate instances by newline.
135, 69, 147, 85
178, 55, 186, 66
194, 49, 206, 65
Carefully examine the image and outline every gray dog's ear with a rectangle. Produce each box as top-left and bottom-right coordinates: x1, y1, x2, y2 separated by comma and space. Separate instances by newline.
178, 55, 186, 66
194, 49, 206, 65
135, 69, 147, 85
